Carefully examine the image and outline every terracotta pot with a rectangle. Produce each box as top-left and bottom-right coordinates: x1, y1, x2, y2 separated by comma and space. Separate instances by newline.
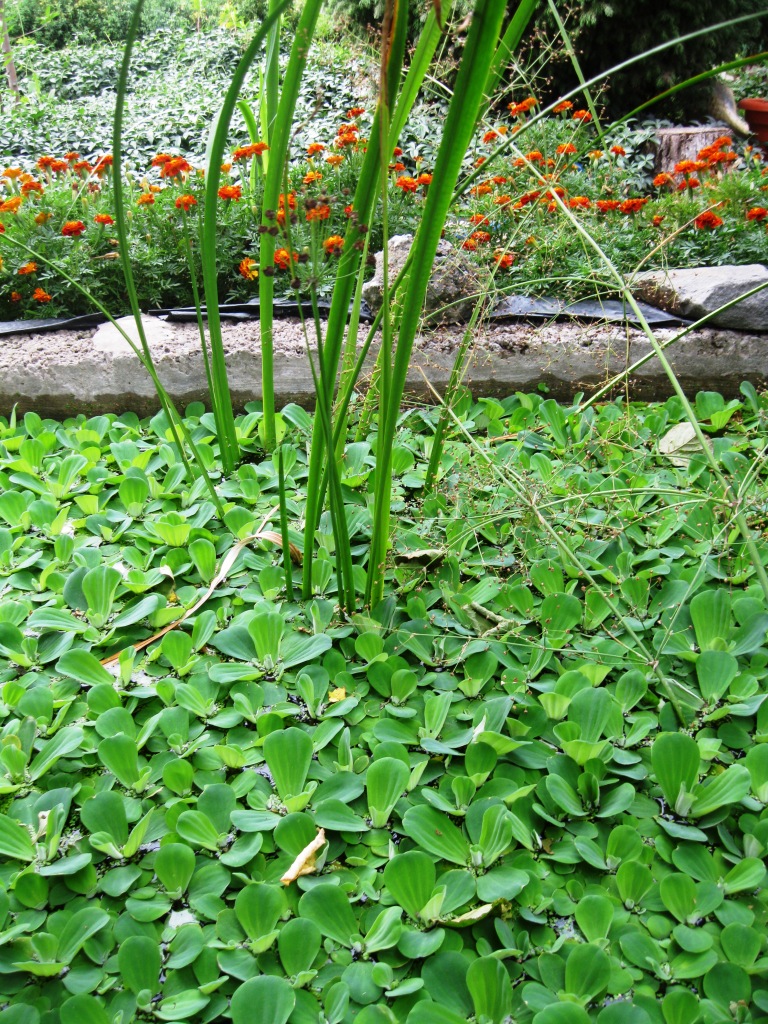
738, 97, 768, 153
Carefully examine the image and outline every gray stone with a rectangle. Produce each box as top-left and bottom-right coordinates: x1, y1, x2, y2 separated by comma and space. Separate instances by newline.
631, 265, 768, 331
362, 233, 489, 324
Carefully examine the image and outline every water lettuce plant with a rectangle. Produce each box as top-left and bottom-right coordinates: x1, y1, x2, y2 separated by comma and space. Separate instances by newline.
0, 386, 767, 1021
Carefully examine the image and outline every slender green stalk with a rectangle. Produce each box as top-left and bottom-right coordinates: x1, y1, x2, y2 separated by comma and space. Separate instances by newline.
179, 210, 215, 403
335, 229, 372, 462
259, 0, 323, 452
277, 444, 294, 601
301, 0, 435, 600
302, 295, 356, 612
112, 0, 190, 478
483, 0, 539, 107
200, 0, 291, 474
237, 97, 265, 192
423, 298, 486, 493
546, 0, 603, 142
366, 0, 515, 608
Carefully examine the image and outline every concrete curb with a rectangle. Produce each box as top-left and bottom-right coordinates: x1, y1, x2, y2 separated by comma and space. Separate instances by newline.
1, 314, 765, 418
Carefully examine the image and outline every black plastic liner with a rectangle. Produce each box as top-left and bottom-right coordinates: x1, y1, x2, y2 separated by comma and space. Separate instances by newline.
0, 294, 690, 336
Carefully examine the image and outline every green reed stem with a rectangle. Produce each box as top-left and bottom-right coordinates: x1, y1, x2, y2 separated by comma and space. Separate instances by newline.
366, 0, 514, 609
259, 0, 323, 452
200, 0, 291, 474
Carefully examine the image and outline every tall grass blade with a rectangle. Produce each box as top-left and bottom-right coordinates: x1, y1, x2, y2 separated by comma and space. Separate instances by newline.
259, 0, 323, 452
366, 0, 516, 607
301, 0, 429, 599
200, 0, 291, 475
483, 0, 538, 102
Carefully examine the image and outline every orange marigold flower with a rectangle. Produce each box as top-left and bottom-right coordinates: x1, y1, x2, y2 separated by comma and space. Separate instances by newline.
619, 197, 649, 214
474, 157, 486, 167
65, 151, 81, 162
676, 177, 700, 190
218, 185, 242, 201
572, 109, 592, 122
161, 157, 193, 179
588, 150, 604, 159
493, 251, 515, 269
304, 171, 323, 185
471, 230, 491, 244
10, 291, 21, 301
508, 96, 537, 117
469, 214, 489, 225
2, 167, 22, 179
0, 222, 4, 232
325, 154, 344, 167
552, 100, 573, 113
151, 153, 173, 166
525, 151, 544, 163
344, 203, 354, 217
392, 146, 403, 157
137, 193, 155, 205
347, 107, 366, 118
18, 261, 37, 275
394, 175, 418, 193
21, 180, 44, 195
416, 173, 433, 186
694, 210, 723, 229
653, 173, 674, 188
483, 130, 501, 143
94, 213, 114, 225
175, 194, 198, 211
49, 159, 69, 174
221, 162, 232, 173
62, 220, 86, 236
0, 196, 23, 213
323, 234, 344, 255
73, 160, 93, 175
652, 215, 665, 226
306, 203, 330, 221
673, 160, 697, 175
610, 145, 626, 156
33, 287, 51, 303
36, 156, 56, 170
239, 257, 258, 280
470, 183, 492, 196
389, 162, 406, 173
462, 237, 478, 250
307, 143, 325, 156
94, 155, 113, 176
491, 175, 508, 185
494, 194, 512, 207
595, 199, 620, 212
273, 248, 295, 270
556, 143, 577, 156
233, 142, 269, 161
568, 195, 591, 209
746, 206, 768, 221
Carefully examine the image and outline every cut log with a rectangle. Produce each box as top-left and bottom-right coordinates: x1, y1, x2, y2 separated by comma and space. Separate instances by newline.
653, 124, 732, 173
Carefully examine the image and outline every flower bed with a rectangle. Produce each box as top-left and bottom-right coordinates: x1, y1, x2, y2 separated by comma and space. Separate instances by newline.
2, 100, 768, 321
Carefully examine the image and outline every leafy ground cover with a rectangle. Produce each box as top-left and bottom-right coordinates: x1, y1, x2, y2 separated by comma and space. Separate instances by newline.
0, 384, 767, 1023
2, 29, 768, 319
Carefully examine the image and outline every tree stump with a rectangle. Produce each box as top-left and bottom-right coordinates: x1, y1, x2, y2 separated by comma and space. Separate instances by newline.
653, 124, 731, 173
